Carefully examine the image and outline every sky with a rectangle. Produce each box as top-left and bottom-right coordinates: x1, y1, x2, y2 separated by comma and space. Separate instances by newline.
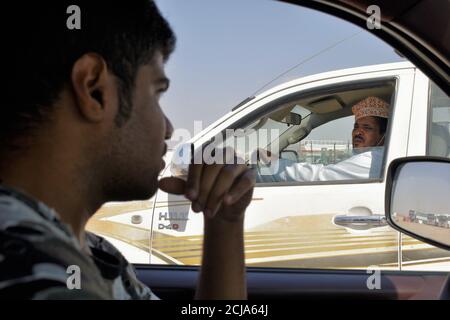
154, 0, 405, 147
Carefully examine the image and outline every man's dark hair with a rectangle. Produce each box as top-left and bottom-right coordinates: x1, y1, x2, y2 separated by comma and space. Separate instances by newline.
3, 1, 175, 150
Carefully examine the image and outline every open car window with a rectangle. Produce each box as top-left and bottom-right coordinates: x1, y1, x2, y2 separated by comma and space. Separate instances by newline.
221, 78, 396, 184
427, 81, 450, 158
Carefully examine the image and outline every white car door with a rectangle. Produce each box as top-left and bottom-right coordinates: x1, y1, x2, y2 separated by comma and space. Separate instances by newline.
148, 63, 416, 270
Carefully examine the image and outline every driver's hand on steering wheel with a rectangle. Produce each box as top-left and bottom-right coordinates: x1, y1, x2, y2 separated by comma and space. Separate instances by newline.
254, 148, 278, 165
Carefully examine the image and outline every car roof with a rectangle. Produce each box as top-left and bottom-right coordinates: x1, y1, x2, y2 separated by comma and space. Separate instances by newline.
251, 61, 414, 102
194, 62, 407, 143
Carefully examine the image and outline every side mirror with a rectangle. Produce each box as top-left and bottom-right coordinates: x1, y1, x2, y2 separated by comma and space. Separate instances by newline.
385, 157, 450, 250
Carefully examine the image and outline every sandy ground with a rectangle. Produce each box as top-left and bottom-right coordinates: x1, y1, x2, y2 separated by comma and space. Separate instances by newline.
396, 220, 450, 245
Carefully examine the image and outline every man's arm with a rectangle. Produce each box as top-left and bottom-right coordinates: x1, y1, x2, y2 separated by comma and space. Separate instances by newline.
196, 217, 246, 299
194, 173, 254, 299
192, 160, 254, 299
255, 148, 380, 182
254, 148, 321, 182
158, 148, 255, 299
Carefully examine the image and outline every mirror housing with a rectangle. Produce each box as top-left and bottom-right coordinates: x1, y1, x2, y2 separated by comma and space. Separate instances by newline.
280, 112, 302, 126
385, 157, 450, 251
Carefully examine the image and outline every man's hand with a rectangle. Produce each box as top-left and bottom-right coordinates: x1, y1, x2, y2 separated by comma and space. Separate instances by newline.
158, 146, 255, 299
253, 148, 278, 166
158, 147, 256, 223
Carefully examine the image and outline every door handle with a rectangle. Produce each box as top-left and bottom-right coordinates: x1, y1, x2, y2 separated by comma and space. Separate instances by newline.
333, 215, 387, 230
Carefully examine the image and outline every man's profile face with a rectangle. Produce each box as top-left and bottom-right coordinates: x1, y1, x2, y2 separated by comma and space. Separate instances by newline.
104, 50, 173, 201
352, 116, 383, 149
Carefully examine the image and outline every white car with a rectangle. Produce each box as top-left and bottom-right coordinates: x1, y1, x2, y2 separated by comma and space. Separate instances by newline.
88, 61, 450, 271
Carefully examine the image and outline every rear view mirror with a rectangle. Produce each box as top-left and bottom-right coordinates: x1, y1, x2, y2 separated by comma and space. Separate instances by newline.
280, 150, 299, 162
385, 157, 450, 250
280, 112, 302, 126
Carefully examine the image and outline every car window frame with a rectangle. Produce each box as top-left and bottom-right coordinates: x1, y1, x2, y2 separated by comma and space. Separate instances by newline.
426, 80, 450, 156
207, 76, 399, 187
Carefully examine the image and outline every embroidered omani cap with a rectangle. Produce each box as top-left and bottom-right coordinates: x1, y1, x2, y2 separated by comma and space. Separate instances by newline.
352, 96, 389, 120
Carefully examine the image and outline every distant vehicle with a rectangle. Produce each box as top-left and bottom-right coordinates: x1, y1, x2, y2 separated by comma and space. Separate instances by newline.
436, 214, 450, 228
409, 211, 449, 228
409, 210, 416, 222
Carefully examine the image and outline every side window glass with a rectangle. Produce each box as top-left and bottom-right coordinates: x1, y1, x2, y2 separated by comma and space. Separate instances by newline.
254, 85, 394, 184
427, 82, 450, 158
284, 116, 354, 166
401, 82, 450, 272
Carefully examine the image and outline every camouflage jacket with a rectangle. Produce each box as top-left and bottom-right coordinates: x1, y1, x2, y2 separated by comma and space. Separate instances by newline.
0, 185, 159, 300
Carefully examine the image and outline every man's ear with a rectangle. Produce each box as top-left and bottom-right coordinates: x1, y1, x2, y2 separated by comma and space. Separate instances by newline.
70, 53, 110, 123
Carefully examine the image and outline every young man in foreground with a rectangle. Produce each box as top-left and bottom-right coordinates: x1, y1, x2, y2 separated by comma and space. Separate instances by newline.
0, 1, 255, 299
